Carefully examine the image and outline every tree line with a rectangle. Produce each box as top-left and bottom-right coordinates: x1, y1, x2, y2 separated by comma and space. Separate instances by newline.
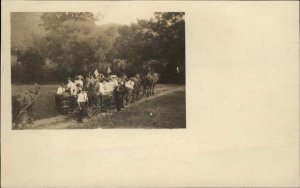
11, 12, 185, 84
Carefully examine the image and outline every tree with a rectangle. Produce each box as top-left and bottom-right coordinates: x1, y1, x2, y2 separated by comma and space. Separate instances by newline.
113, 12, 185, 83
41, 12, 95, 30
13, 47, 45, 83
47, 21, 106, 74
112, 20, 155, 75
11, 12, 185, 83
148, 12, 185, 83
40, 12, 122, 80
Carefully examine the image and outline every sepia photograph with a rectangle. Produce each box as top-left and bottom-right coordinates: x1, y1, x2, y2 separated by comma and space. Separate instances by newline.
11, 12, 186, 129
2, 1, 299, 187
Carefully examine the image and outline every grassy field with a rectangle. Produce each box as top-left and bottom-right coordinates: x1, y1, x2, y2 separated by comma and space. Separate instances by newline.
81, 89, 186, 129
12, 84, 184, 122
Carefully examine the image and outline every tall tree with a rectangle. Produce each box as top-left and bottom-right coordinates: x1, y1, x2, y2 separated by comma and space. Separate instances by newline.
149, 12, 185, 82
41, 12, 95, 30
44, 20, 112, 77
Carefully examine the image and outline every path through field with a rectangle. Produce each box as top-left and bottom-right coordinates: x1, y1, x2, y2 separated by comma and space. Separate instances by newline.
14, 85, 185, 129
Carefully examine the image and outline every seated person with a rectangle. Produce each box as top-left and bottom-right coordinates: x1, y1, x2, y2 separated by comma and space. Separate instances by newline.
74, 76, 84, 87
111, 76, 119, 89
103, 79, 111, 95
125, 79, 135, 89
107, 80, 115, 93
97, 77, 103, 91
66, 78, 77, 96
56, 83, 66, 95
97, 78, 105, 106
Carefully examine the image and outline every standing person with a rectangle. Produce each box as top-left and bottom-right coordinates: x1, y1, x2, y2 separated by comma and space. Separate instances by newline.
98, 77, 105, 107
114, 73, 126, 112
66, 77, 77, 111
124, 79, 135, 106
77, 85, 88, 123
114, 84, 125, 112
55, 83, 66, 113
103, 77, 110, 95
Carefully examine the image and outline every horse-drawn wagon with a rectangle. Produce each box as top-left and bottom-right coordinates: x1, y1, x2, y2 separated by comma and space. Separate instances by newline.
55, 89, 117, 118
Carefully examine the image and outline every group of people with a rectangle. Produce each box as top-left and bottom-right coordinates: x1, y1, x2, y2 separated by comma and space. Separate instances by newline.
55, 73, 133, 123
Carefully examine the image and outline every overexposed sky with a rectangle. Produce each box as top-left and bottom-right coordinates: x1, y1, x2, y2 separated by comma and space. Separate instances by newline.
93, 10, 155, 25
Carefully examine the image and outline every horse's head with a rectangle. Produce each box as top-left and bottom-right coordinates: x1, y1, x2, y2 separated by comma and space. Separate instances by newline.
24, 85, 40, 99
146, 73, 152, 80
32, 85, 40, 97
153, 73, 159, 80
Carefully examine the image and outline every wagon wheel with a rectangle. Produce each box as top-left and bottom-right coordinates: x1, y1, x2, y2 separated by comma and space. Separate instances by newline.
87, 107, 95, 118
94, 108, 99, 116
87, 107, 99, 117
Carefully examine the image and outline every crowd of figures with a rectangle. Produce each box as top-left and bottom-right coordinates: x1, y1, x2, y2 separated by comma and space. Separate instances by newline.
56, 71, 159, 123
12, 70, 160, 126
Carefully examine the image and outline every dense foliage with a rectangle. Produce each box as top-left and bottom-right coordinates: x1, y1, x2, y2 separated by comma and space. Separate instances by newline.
11, 12, 185, 84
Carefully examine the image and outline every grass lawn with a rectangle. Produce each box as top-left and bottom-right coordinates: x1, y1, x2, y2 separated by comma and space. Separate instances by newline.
83, 89, 186, 129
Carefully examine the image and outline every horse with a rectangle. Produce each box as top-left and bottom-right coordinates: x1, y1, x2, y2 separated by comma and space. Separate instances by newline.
142, 73, 152, 97
149, 73, 159, 95
12, 84, 40, 127
142, 73, 159, 96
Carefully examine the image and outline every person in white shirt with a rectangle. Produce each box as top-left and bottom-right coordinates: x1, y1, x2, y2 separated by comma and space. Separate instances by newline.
98, 79, 105, 95
103, 79, 110, 94
55, 83, 66, 113
66, 78, 73, 91
66, 78, 77, 96
124, 79, 135, 106
77, 85, 88, 123
56, 83, 66, 95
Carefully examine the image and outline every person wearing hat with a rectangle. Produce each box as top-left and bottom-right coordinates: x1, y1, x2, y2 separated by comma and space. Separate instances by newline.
76, 84, 88, 123
75, 75, 84, 88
